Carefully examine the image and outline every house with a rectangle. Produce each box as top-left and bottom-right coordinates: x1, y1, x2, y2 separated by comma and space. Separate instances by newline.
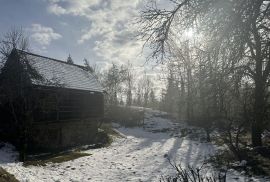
0, 49, 104, 152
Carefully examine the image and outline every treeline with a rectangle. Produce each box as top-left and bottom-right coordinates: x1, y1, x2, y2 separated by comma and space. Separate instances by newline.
94, 62, 159, 109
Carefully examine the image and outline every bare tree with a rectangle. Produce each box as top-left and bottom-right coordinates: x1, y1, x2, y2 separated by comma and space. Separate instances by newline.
102, 63, 127, 105
142, 72, 153, 107
83, 58, 94, 72
124, 61, 135, 106
0, 27, 29, 67
139, 0, 270, 147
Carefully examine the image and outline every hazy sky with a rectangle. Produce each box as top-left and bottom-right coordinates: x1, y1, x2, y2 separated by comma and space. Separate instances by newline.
0, 0, 150, 68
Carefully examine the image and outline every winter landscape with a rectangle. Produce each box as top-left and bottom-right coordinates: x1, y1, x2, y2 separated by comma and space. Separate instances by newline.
0, 0, 270, 182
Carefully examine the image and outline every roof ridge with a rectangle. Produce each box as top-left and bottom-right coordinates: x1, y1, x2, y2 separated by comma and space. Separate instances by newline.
16, 49, 86, 70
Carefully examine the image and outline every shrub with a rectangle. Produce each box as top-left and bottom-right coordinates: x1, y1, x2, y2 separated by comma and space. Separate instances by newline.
161, 156, 227, 182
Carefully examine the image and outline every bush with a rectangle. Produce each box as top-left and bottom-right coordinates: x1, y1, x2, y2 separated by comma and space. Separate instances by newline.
104, 105, 144, 127
161, 156, 227, 182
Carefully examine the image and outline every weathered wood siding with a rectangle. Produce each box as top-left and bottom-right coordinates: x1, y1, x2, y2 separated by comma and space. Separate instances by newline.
28, 119, 98, 151
32, 86, 104, 122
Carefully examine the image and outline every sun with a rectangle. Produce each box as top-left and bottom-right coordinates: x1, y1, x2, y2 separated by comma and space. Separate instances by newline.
184, 28, 194, 39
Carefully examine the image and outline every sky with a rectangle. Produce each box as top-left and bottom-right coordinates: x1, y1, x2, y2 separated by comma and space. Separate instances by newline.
0, 0, 169, 93
0, 0, 149, 68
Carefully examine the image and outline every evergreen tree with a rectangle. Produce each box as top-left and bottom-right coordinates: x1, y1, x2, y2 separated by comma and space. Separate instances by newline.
67, 54, 73, 64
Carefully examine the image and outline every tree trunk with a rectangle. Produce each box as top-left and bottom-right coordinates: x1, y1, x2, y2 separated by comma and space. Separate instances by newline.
252, 78, 264, 147
205, 128, 211, 142
251, 15, 265, 147
185, 40, 193, 122
178, 76, 185, 120
186, 66, 193, 121
251, 123, 262, 147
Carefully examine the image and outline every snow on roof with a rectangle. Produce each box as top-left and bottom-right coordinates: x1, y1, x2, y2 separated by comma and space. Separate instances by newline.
18, 50, 104, 92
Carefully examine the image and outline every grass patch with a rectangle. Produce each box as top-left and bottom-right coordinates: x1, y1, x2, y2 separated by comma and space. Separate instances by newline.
94, 129, 114, 148
24, 152, 91, 166
95, 123, 125, 148
0, 167, 19, 182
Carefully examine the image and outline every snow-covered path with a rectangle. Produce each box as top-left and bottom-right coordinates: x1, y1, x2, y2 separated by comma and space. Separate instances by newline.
0, 109, 266, 181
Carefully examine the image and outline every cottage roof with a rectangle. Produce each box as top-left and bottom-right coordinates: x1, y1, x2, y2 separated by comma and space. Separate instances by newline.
17, 50, 104, 92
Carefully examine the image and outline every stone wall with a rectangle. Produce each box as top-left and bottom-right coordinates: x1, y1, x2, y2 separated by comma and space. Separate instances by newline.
28, 119, 98, 152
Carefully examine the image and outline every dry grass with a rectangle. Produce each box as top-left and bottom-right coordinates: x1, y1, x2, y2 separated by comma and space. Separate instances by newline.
100, 123, 122, 137
96, 123, 126, 147
23, 152, 91, 166
0, 167, 19, 182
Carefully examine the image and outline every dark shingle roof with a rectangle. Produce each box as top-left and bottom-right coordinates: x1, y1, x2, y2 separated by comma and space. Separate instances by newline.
18, 50, 104, 92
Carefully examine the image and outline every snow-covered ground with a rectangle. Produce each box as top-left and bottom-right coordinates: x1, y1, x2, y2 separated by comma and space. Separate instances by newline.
0, 109, 268, 182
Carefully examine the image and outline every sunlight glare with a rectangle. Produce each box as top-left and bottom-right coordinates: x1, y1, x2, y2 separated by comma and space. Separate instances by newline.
184, 28, 194, 39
